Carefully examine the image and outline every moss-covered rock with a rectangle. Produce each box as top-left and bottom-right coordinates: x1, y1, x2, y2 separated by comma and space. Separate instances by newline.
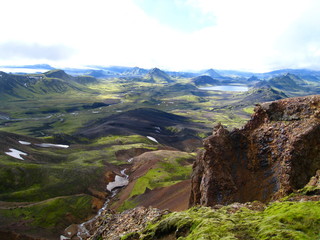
128, 201, 320, 240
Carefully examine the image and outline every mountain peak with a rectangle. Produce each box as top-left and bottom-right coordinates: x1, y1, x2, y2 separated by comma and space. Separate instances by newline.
144, 68, 172, 83
44, 69, 72, 80
123, 67, 148, 76
147, 67, 166, 76
203, 69, 222, 78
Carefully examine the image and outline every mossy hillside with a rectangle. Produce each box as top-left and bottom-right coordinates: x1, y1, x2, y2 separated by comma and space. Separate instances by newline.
0, 194, 93, 232
127, 201, 320, 240
48, 135, 159, 167
77, 135, 159, 165
90, 135, 156, 146
0, 161, 105, 202
66, 143, 157, 166
162, 95, 205, 103
0, 102, 115, 137
130, 153, 194, 198
0, 142, 106, 202
0, 79, 123, 136
117, 152, 194, 211
0, 132, 160, 202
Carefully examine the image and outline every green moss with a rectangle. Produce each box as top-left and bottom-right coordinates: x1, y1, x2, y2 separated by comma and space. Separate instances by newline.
243, 107, 254, 114
91, 135, 152, 146
134, 201, 320, 240
257, 201, 320, 239
196, 132, 210, 139
129, 162, 192, 198
118, 200, 138, 212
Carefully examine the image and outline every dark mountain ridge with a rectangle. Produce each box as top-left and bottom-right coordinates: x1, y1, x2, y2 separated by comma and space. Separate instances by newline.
191, 75, 220, 86
77, 108, 203, 151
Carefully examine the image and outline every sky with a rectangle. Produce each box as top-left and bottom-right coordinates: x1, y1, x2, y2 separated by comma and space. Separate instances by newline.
0, 0, 319, 72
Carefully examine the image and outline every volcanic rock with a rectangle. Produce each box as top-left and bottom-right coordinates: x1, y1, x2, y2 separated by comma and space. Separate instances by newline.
86, 207, 169, 240
190, 95, 320, 206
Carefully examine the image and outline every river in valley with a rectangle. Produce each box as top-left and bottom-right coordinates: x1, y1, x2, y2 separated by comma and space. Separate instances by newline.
61, 169, 129, 240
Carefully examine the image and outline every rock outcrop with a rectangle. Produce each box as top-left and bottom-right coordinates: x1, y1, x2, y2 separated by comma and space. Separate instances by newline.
76, 207, 169, 240
190, 95, 320, 206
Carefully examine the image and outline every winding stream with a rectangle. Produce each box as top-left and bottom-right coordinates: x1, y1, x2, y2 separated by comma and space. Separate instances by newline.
60, 169, 129, 240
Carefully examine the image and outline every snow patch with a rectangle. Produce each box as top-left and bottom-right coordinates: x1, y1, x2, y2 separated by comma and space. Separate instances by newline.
106, 170, 129, 192
60, 235, 70, 240
5, 148, 27, 160
147, 136, 158, 143
36, 143, 69, 148
19, 140, 31, 145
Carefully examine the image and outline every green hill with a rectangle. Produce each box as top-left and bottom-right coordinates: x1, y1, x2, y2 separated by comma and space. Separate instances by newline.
240, 87, 288, 105
0, 70, 95, 100
191, 75, 220, 86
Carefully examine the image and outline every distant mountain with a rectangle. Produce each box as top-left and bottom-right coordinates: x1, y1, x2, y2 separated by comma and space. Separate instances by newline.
144, 68, 173, 83
215, 69, 255, 78
85, 70, 111, 78
123, 67, 148, 76
255, 73, 306, 91
44, 69, 73, 81
165, 71, 197, 78
0, 70, 95, 100
247, 75, 260, 82
0, 64, 54, 70
203, 69, 223, 78
249, 68, 320, 81
191, 75, 220, 86
44, 69, 98, 84
88, 65, 132, 73
266, 68, 319, 76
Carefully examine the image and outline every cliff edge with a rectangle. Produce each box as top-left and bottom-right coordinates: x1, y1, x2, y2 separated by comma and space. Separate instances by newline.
190, 95, 320, 206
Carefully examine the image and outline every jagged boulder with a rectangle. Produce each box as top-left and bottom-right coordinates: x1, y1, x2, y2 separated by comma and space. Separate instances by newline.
190, 95, 320, 206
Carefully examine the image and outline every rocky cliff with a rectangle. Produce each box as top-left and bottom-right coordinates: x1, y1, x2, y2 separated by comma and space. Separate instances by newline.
190, 95, 320, 206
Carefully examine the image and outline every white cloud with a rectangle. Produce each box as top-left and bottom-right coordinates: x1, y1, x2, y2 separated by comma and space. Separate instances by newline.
0, 42, 74, 60
0, 0, 319, 71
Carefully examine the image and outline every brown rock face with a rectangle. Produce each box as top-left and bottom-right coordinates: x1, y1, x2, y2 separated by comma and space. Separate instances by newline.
190, 95, 320, 206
